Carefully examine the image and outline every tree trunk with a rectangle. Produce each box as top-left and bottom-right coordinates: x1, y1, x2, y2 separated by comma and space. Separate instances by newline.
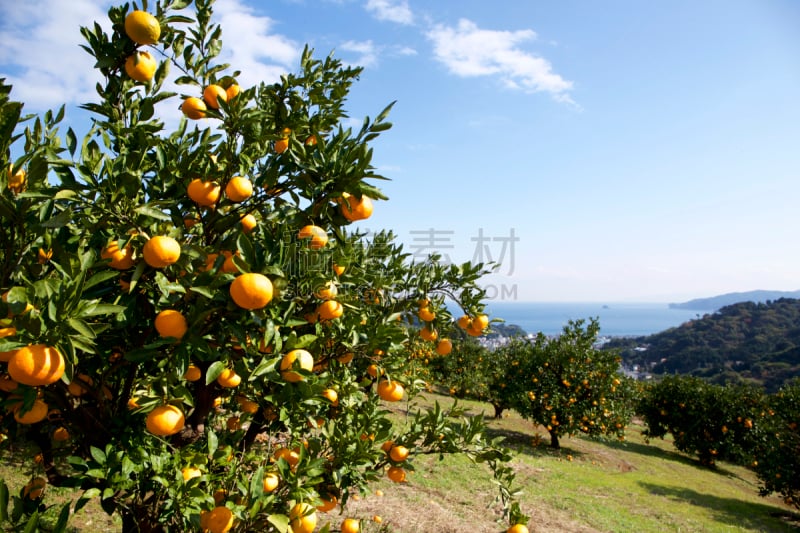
492, 403, 504, 419
548, 429, 560, 449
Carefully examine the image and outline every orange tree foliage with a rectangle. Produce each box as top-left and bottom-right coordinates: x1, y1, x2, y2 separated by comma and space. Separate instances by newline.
501, 319, 635, 449
0, 1, 525, 531
637, 375, 768, 467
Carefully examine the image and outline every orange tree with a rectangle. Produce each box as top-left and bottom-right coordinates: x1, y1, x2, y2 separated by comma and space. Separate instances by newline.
637, 375, 767, 467
0, 1, 526, 531
426, 338, 516, 419
750, 379, 800, 509
501, 319, 635, 449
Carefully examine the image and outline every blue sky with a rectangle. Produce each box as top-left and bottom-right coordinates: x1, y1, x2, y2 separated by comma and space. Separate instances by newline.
1, 0, 799, 302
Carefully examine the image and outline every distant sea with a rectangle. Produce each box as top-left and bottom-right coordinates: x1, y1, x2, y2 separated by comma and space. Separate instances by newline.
484, 302, 717, 337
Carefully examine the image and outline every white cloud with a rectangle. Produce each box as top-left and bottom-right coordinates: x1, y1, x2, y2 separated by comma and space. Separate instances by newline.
0, 0, 110, 111
214, 0, 302, 88
426, 19, 575, 104
364, 0, 414, 25
339, 40, 378, 68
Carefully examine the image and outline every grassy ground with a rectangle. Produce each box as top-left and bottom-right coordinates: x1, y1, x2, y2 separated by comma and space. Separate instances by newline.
1, 392, 798, 532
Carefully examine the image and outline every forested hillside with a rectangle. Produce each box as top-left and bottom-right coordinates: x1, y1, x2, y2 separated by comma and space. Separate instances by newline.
605, 298, 800, 392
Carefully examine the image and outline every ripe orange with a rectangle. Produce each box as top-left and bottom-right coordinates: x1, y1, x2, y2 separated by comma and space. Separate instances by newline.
314, 281, 338, 300
436, 339, 453, 356
37, 248, 52, 264
181, 97, 207, 120
240, 213, 257, 233
229, 272, 273, 310
182, 466, 202, 481
273, 446, 301, 467
507, 525, 529, 533
216, 368, 241, 388
187, 178, 221, 207
456, 315, 471, 329
339, 192, 374, 222
53, 426, 70, 441
155, 309, 188, 340
316, 495, 337, 512
288, 502, 317, 533
124, 10, 160, 45
7, 164, 26, 193
381, 440, 394, 453
143, 236, 181, 268
101, 240, 135, 270
8, 344, 65, 386
316, 300, 343, 321
366, 364, 382, 379
387, 465, 406, 483
321, 388, 339, 406
377, 380, 405, 402
145, 404, 185, 436
184, 365, 202, 382
125, 51, 157, 82
341, 518, 361, 533
263, 472, 280, 492
389, 444, 409, 462
0, 327, 17, 362
225, 83, 240, 101
206, 506, 234, 533
14, 399, 48, 424
23, 477, 46, 500
420, 327, 438, 342
203, 84, 228, 109
225, 176, 253, 202
418, 306, 435, 322
67, 373, 93, 396
221, 251, 241, 274
333, 263, 346, 276
236, 395, 259, 414
472, 314, 490, 331
337, 351, 354, 364
274, 137, 289, 154
280, 349, 314, 382
297, 225, 328, 249
226, 416, 241, 431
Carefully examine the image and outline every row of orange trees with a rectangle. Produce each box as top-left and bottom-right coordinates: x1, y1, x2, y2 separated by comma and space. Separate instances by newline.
425, 319, 799, 511
0, 1, 528, 532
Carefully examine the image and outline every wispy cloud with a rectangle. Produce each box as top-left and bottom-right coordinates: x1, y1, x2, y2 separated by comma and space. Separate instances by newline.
426, 19, 575, 104
364, 0, 414, 25
339, 40, 378, 68
0, 0, 109, 111
214, 0, 302, 87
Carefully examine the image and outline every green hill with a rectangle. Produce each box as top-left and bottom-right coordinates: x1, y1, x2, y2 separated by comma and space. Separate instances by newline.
605, 298, 800, 392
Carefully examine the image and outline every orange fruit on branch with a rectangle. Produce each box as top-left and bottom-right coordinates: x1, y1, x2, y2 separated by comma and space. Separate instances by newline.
389, 444, 409, 462
124, 10, 160, 45
7, 164, 26, 194
297, 225, 328, 250
154, 309, 188, 340
187, 178, 221, 207
263, 472, 280, 492
145, 404, 185, 437
240, 213, 257, 233
203, 84, 228, 109
101, 240, 135, 270
216, 368, 241, 388
288, 502, 317, 533
377, 379, 405, 402
225, 176, 253, 202
184, 365, 202, 382
436, 339, 452, 356
143, 236, 181, 268
14, 398, 48, 424
181, 97, 207, 120
316, 300, 343, 321
387, 465, 406, 483
23, 477, 47, 500
339, 192, 374, 222
229, 273, 273, 310
125, 51, 157, 82
206, 506, 234, 533
280, 349, 314, 382
418, 306, 435, 322
341, 518, 361, 533
8, 344, 65, 386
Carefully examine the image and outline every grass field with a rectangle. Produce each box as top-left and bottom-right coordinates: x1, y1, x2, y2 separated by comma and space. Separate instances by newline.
1, 392, 798, 532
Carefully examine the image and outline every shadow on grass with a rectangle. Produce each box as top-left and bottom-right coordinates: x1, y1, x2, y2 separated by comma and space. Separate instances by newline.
484, 426, 587, 460
639, 481, 800, 532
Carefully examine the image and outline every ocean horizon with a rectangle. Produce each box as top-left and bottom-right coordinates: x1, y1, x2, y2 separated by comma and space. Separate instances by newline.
482, 301, 716, 337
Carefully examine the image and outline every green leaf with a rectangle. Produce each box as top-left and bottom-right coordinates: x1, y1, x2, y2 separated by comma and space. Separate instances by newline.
67, 317, 96, 339
205, 361, 226, 385
52, 502, 72, 533
80, 303, 126, 317
207, 429, 218, 456
285, 334, 317, 350
134, 205, 171, 221
189, 286, 215, 299
267, 514, 290, 533
40, 207, 74, 228
22, 512, 40, 533
89, 446, 106, 465
0, 480, 8, 522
